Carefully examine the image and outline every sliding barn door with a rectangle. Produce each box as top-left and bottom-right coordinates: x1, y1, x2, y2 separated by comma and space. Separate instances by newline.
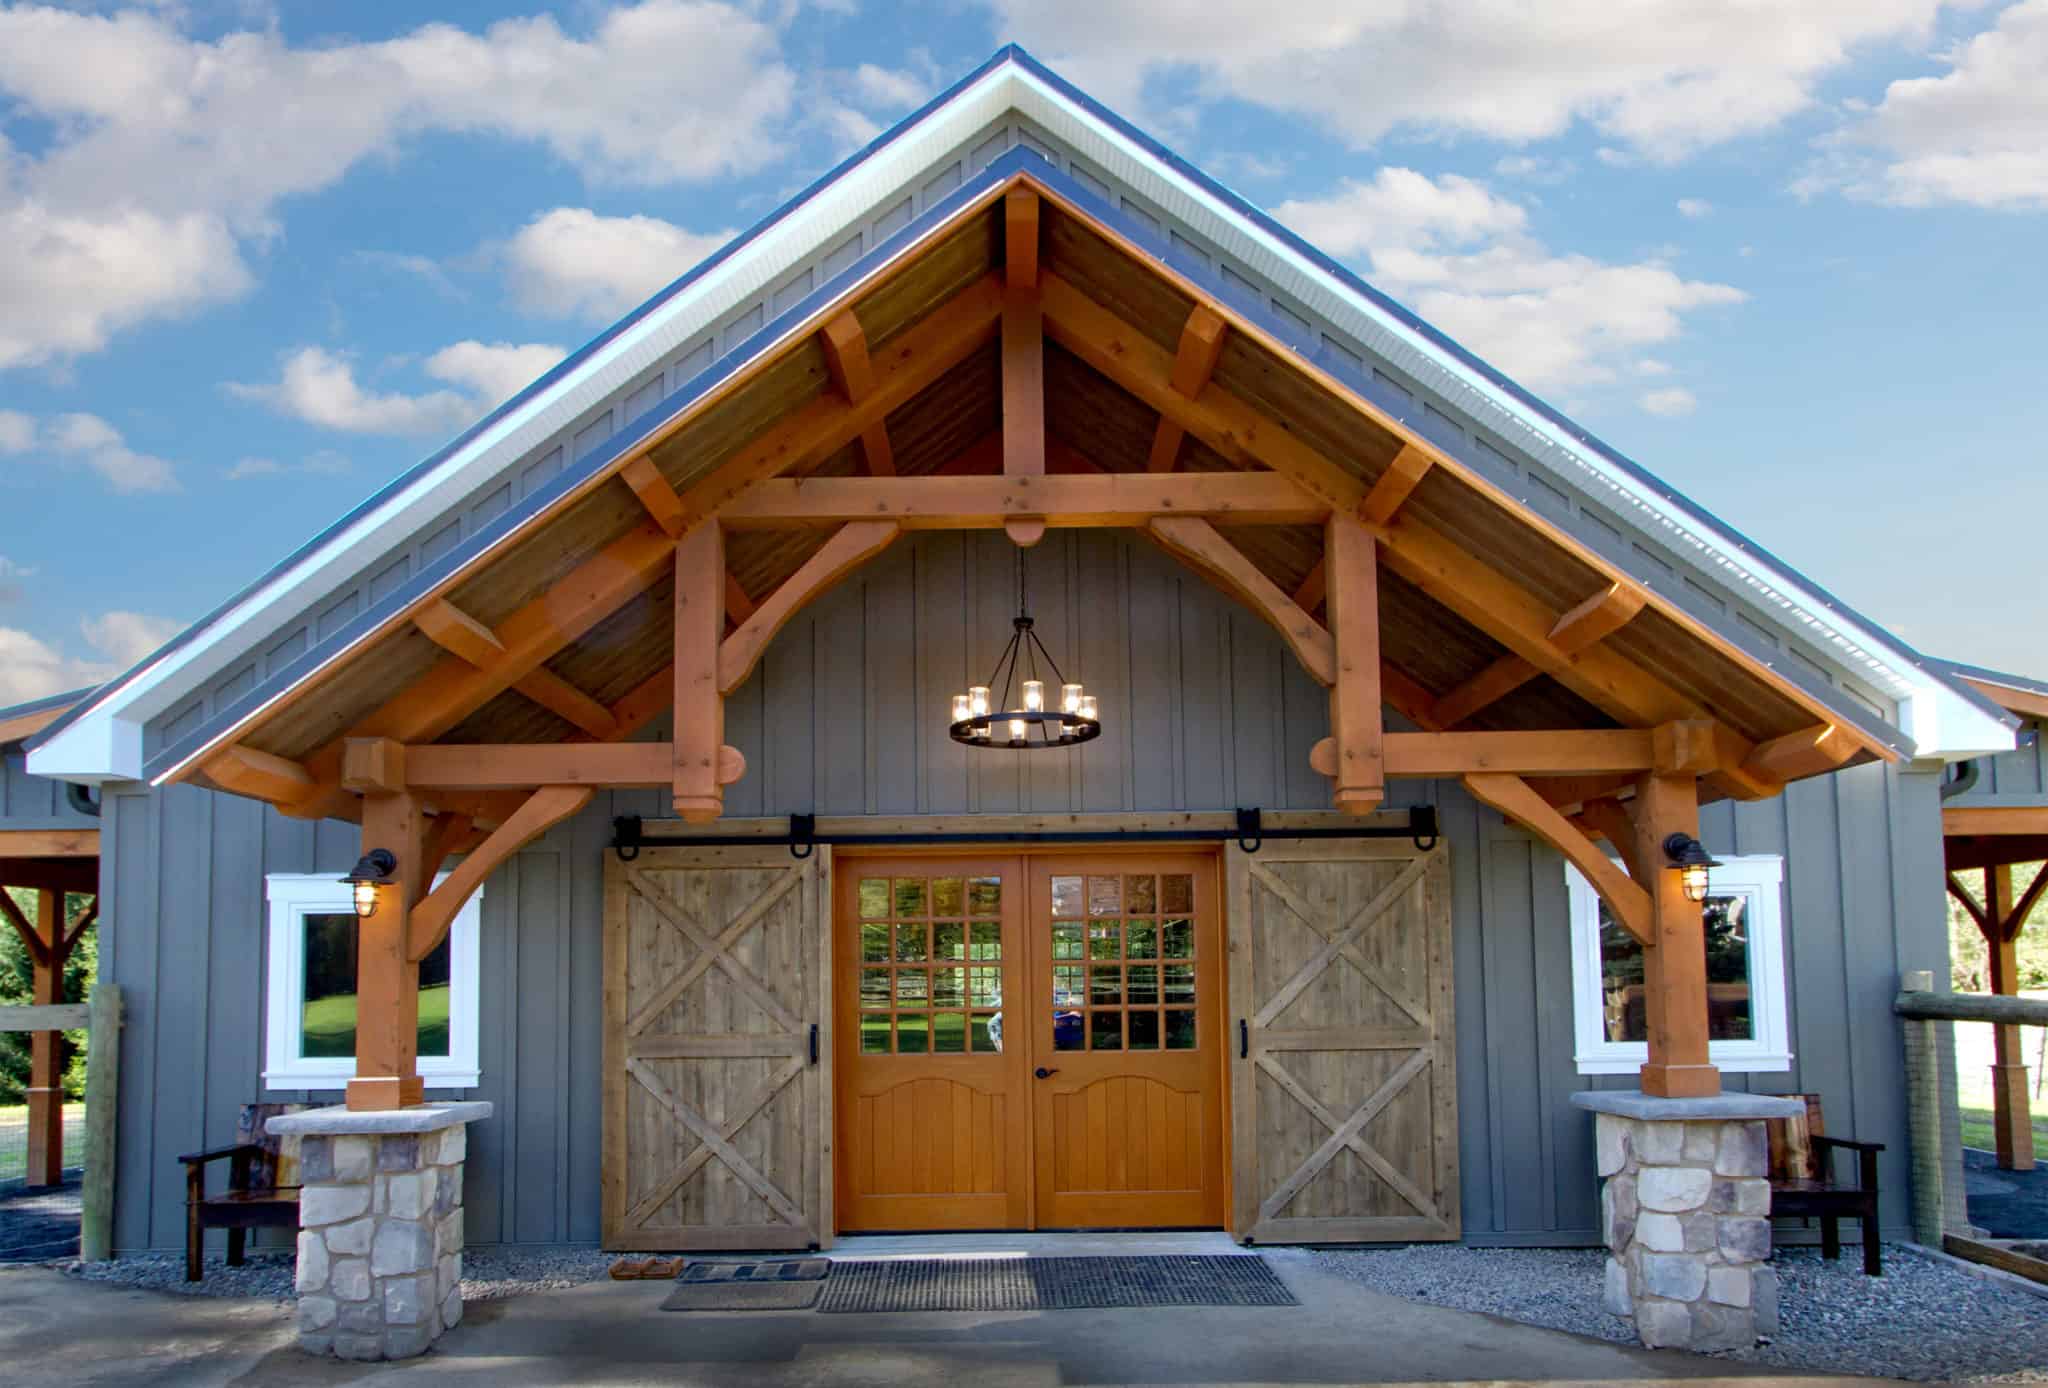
1227, 839, 1458, 1243
602, 845, 831, 1251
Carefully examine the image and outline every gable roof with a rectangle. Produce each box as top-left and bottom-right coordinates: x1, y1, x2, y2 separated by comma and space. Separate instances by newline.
28, 46, 2013, 786
0, 688, 93, 749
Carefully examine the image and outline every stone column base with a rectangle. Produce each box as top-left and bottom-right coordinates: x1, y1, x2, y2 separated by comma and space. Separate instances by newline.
269, 1101, 491, 1361
1573, 1090, 1803, 1353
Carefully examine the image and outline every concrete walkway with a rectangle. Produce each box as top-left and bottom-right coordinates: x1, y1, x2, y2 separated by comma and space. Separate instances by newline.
0, 1253, 1898, 1387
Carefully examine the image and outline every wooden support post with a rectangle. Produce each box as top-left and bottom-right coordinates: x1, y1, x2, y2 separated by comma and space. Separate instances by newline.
1002, 188, 1045, 547
674, 523, 727, 823
79, 982, 120, 1261
1631, 773, 1720, 1099
346, 789, 428, 1112
1324, 512, 1383, 814
25, 886, 63, 1186
1987, 864, 2037, 1170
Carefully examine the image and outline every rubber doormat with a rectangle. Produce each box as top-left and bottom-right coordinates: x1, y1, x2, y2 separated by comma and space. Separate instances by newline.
660, 1258, 832, 1311
816, 1255, 1297, 1312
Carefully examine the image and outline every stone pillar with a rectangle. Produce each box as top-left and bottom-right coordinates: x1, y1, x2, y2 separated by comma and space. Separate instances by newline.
1573, 1090, 1803, 1352
268, 1102, 490, 1361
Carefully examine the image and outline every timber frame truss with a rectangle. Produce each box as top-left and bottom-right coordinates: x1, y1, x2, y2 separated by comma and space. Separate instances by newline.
168, 176, 1893, 1109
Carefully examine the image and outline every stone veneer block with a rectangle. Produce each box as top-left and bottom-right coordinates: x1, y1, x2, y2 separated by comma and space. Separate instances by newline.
1571, 1091, 1787, 1354
272, 1102, 491, 1362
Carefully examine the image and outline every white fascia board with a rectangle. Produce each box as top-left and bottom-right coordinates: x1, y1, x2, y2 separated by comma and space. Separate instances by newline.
1001, 69, 2001, 759
30, 68, 1023, 783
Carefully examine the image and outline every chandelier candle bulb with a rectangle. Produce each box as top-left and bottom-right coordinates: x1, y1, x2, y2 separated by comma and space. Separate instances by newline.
1023, 680, 1045, 712
968, 686, 991, 717
952, 694, 972, 724
1009, 717, 1028, 741
1077, 694, 1098, 722
1062, 683, 1083, 714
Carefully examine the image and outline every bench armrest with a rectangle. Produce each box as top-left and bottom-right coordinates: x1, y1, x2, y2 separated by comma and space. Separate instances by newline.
1811, 1135, 1885, 1155
178, 1143, 259, 1166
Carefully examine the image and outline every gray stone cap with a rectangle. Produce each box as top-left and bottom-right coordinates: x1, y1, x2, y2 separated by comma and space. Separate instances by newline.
1570, 1089, 1804, 1121
268, 1101, 492, 1136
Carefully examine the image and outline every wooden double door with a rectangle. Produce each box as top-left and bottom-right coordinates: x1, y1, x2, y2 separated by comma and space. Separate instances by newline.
834, 853, 1226, 1231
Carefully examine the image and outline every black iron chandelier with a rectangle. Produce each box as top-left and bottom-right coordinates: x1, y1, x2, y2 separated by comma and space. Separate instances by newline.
949, 548, 1099, 750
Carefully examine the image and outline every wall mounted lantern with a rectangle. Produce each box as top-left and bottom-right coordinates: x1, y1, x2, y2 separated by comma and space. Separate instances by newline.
1662, 833, 1721, 904
340, 849, 397, 919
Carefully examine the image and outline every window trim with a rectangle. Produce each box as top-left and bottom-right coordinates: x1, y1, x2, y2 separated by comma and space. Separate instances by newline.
1565, 854, 1791, 1076
262, 872, 482, 1090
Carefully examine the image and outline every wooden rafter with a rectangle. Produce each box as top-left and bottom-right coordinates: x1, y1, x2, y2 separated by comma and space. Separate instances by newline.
1147, 304, 1227, 473
724, 574, 756, 625
1381, 663, 1445, 732
1001, 188, 1045, 547
1742, 723, 1856, 783
1465, 772, 1650, 944
1430, 657, 1540, 729
414, 597, 619, 738
1291, 560, 1326, 615
1359, 445, 1433, 527
206, 745, 318, 809
1147, 518, 1334, 685
1961, 676, 2048, 722
720, 469, 1328, 528
407, 786, 594, 962
620, 456, 687, 538
719, 521, 901, 695
820, 310, 894, 476
1428, 582, 1646, 729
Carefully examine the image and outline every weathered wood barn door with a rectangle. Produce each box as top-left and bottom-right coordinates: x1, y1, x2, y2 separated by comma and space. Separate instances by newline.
602, 845, 830, 1250
1227, 839, 1457, 1243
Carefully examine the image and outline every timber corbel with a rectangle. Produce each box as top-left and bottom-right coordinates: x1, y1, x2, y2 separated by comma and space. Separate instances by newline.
718, 521, 900, 695
1147, 517, 1334, 685
408, 786, 594, 962
1464, 772, 1651, 945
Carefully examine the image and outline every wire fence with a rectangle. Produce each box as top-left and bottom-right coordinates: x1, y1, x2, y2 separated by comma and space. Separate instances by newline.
0, 1103, 87, 1193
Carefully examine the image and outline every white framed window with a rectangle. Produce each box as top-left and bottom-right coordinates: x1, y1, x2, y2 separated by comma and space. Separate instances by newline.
1565, 854, 1791, 1075
262, 873, 482, 1090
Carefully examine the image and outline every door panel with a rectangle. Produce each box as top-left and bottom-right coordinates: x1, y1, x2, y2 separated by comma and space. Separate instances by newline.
601, 846, 828, 1251
1029, 856, 1225, 1228
1227, 840, 1458, 1243
835, 856, 1031, 1230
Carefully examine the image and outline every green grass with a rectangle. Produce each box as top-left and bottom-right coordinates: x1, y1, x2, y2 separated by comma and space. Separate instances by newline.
1959, 1103, 2048, 1155
301, 983, 451, 1059
0, 1103, 88, 1184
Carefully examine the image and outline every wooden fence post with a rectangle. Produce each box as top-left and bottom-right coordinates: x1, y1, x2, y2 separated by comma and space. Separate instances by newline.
80, 983, 121, 1261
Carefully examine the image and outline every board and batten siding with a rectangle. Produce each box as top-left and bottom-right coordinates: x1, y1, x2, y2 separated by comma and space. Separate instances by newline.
95, 530, 1947, 1251
1, 744, 99, 829
1946, 735, 2048, 806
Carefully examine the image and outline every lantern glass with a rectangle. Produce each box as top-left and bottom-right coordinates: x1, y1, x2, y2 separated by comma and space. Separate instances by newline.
1061, 683, 1083, 714
1077, 694, 1099, 721
1008, 717, 1028, 741
1681, 863, 1711, 903
1023, 680, 1044, 712
353, 879, 379, 919
951, 693, 972, 723
968, 685, 991, 717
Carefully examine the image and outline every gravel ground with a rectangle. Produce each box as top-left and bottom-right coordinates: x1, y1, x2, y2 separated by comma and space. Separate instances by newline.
64, 1245, 617, 1305
1314, 1243, 2048, 1383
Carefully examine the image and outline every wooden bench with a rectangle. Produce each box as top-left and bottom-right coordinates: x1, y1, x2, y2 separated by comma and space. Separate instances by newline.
1767, 1093, 1884, 1276
181, 1103, 304, 1281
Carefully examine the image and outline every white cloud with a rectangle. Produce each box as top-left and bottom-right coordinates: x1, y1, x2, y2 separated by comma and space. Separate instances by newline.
225, 450, 352, 482
424, 341, 568, 408
229, 348, 477, 437
503, 207, 734, 320
850, 63, 926, 110
79, 610, 182, 668
1640, 386, 1699, 416
13, 412, 181, 492
1494, 154, 1576, 184
1274, 168, 1746, 390
0, 3, 796, 368
0, 557, 34, 579
979, 1, 1952, 161
231, 340, 567, 438
1823, 0, 2048, 210
1676, 197, 1713, 218
0, 606, 183, 703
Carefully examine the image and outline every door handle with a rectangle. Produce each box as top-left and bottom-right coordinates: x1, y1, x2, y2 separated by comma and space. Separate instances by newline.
810, 1023, 819, 1066
1239, 1018, 1249, 1060
1033, 1066, 1059, 1080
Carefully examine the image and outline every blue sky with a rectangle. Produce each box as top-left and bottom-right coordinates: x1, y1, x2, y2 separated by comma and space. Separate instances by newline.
2, 1, 2045, 705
